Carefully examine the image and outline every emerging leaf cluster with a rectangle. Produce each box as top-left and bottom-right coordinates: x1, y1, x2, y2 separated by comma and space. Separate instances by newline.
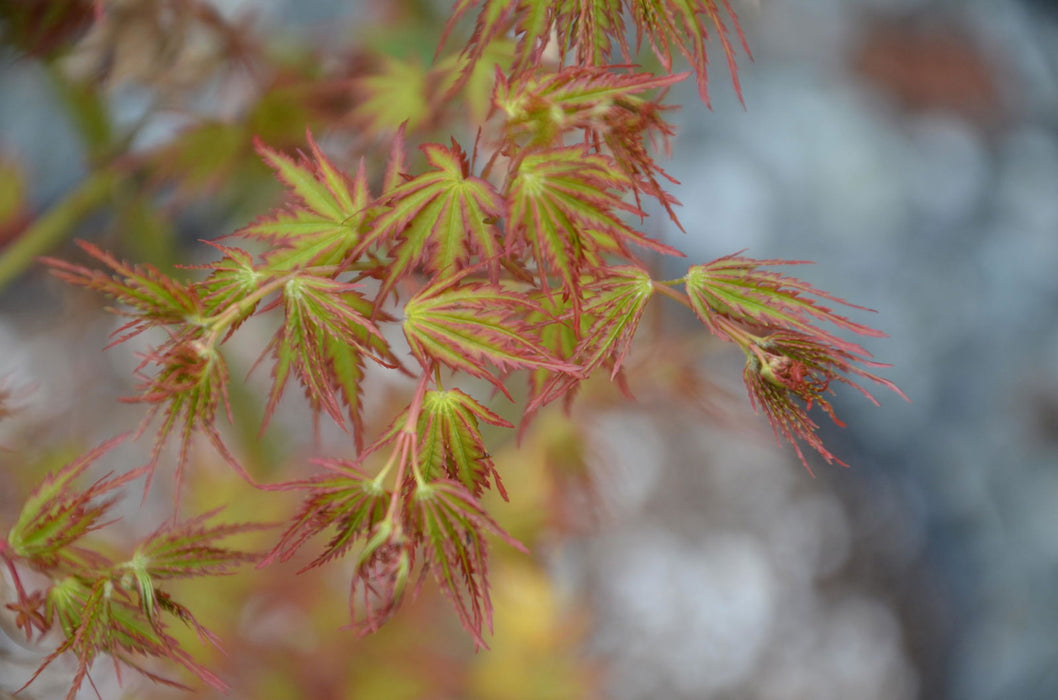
21, 0, 905, 695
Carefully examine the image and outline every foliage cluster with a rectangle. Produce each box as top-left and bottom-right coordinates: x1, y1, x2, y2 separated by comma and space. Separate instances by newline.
0, 1, 903, 697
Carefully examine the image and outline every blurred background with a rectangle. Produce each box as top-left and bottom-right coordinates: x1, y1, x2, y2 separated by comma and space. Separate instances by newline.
2, 0, 1058, 698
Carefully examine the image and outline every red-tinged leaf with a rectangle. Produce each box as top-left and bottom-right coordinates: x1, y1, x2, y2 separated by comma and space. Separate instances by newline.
358, 141, 505, 295
495, 66, 685, 224
529, 266, 656, 412
526, 291, 582, 405
401, 279, 577, 397
241, 135, 369, 269
417, 389, 512, 497
444, 0, 748, 106
506, 146, 682, 293
441, 0, 527, 100
630, 0, 751, 106
190, 242, 267, 339
131, 510, 265, 582
27, 575, 227, 700
260, 464, 390, 571
410, 479, 526, 648
129, 331, 233, 483
724, 318, 907, 473
685, 253, 886, 352
446, 0, 624, 78
7, 436, 139, 574
347, 519, 415, 635
498, 66, 684, 122
264, 274, 396, 438
41, 240, 203, 342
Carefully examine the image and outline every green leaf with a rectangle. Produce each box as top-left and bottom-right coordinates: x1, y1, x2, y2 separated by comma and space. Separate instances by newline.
497, 65, 687, 225
417, 389, 512, 496
684, 254, 886, 348
506, 146, 681, 292
41, 240, 203, 342
8, 437, 137, 574
131, 510, 264, 583
359, 141, 505, 295
353, 56, 432, 135
261, 464, 391, 572
242, 134, 369, 269
265, 274, 394, 435
528, 266, 655, 412
411, 479, 526, 648
33, 575, 227, 699
402, 278, 576, 397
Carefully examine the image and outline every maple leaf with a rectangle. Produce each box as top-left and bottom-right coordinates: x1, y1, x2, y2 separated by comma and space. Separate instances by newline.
6, 437, 139, 576
358, 140, 506, 296
445, 0, 749, 106
129, 330, 235, 481
738, 326, 906, 473
679, 256, 907, 471
529, 265, 656, 412
353, 56, 433, 135
241, 134, 370, 269
409, 479, 526, 648
125, 510, 266, 620
41, 240, 203, 344
496, 66, 685, 222
684, 253, 887, 349
259, 461, 412, 634
416, 389, 512, 497
264, 274, 396, 443
629, 0, 751, 105
194, 242, 263, 335
505, 146, 681, 293
260, 463, 391, 571
25, 575, 227, 700
496, 66, 682, 143
401, 277, 576, 397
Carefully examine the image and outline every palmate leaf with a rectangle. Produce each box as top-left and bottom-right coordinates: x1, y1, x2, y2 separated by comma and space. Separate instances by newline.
529, 265, 655, 412
739, 327, 906, 474
7, 437, 137, 574
506, 146, 681, 292
358, 141, 505, 296
402, 278, 576, 397
41, 240, 203, 342
352, 56, 433, 135
445, 0, 748, 105
684, 253, 887, 350
496, 65, 685, 223
496, 66, 684, 141
241, 134, 369, 269
130, 510, 265, 582
124, 510, 264, 625
265, 274, 396, 441
131, 331, 234, 479
445, 0, 623, 77
410, 479, 526, 648
259, 464, 390, 571
628, 0, 750, 105
417, 389, 513, 497
30, 576, 227, 700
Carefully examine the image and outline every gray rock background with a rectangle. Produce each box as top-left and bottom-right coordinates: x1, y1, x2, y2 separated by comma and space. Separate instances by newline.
579, 1, 1058, 699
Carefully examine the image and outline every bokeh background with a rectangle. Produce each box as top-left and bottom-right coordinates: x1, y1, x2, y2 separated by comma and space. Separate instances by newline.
2, 0, 1058, 698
